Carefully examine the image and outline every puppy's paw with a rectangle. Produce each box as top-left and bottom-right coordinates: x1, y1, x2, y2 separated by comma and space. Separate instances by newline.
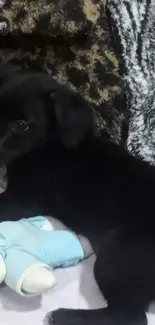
46, 309, 79, 325
46, 309, 68, 325
45, 308, 104, 325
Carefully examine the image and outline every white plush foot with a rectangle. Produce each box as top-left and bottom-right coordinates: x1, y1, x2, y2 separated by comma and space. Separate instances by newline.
19, 265, 56, 296
78, 235, 94, 258
0, 253, 6, 283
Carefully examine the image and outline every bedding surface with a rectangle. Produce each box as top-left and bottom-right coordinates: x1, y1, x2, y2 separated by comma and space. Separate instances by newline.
0, 255, 154, 325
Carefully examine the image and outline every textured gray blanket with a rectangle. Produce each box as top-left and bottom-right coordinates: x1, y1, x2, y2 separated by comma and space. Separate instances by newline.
107, 0, 155, 164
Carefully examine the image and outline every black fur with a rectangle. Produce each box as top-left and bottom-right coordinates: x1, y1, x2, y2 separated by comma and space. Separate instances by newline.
0, 65, 155, 325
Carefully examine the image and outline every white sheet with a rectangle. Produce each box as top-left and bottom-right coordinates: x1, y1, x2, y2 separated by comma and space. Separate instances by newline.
0, 255, 155, 325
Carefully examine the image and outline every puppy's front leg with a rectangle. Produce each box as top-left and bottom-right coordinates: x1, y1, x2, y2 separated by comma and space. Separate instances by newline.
47, 307, 147, 325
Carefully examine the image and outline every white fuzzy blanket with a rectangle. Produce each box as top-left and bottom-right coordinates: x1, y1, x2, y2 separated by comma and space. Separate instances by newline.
107, 0, 155, 164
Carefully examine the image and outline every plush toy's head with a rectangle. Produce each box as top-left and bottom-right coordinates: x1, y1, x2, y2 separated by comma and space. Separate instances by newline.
0, 66, 93, 166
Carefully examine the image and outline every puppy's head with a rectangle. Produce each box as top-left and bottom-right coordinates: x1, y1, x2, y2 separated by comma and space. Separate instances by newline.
0, 72, 93, 165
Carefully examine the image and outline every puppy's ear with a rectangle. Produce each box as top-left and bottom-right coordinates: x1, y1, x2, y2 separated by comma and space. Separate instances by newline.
49, 87, 94, 148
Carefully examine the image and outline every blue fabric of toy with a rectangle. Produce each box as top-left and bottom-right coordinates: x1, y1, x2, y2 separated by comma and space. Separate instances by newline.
0, 216, 84, 292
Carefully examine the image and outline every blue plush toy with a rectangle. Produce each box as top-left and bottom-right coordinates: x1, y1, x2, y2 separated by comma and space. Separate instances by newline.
0, 216, 93, 297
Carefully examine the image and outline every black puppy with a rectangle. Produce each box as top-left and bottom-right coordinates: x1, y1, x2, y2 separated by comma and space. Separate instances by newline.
0, 66, 154, 325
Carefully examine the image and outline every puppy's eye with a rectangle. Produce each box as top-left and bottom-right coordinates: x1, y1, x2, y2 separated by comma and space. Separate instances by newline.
12, 120, 29, 133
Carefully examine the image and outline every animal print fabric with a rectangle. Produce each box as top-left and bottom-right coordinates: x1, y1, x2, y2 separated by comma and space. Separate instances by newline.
107, 0, 155, 164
